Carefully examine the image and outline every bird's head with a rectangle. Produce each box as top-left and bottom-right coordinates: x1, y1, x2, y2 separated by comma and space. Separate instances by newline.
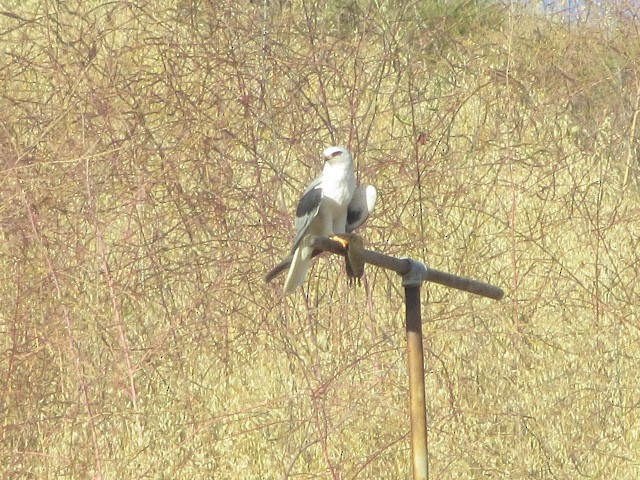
323, 146, 352, 166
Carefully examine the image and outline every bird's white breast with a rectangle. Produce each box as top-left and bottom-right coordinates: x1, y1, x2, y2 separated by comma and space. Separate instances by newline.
321, 162, 356, 207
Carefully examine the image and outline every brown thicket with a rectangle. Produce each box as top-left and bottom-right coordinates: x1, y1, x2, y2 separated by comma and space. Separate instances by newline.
2, 1, 640, 478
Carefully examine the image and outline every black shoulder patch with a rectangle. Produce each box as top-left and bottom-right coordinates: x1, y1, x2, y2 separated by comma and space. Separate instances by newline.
296, 187, 322, 217
347, 207, 362, 226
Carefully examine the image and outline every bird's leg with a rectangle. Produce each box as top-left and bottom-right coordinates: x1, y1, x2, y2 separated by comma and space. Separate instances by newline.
330, 233, 365, 286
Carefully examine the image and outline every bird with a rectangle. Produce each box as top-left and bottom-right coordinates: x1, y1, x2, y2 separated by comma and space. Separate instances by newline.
265, 146, 377, 294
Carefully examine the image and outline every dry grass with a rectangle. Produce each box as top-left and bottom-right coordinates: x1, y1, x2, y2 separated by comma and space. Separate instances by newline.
2, 0, 640, 478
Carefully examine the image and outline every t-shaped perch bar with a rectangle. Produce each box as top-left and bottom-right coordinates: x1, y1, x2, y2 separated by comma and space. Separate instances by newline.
309, 236, 504, 480
310, 236, 504, 300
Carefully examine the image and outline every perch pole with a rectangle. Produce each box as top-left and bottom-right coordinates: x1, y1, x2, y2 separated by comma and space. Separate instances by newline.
309, 237, 504, 480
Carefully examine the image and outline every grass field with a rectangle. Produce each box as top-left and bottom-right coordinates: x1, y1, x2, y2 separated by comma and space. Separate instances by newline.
2, 1, 640, 478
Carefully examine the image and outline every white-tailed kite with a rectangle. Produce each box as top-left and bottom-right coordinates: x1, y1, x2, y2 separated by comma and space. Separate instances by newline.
265, 146, 377, 294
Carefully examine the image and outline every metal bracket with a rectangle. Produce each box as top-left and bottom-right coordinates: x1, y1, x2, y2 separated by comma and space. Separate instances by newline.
400, 258, 429, 287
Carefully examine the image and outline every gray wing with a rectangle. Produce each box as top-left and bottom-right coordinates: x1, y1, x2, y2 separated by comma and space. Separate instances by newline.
346, 185, 377, 232
291, 174, 323, 251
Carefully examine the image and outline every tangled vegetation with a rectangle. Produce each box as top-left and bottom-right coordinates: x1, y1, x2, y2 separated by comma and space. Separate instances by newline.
2, 1, 640, 478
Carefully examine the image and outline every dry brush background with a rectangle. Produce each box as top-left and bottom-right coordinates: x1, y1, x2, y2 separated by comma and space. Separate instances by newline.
2, 0, 640, 478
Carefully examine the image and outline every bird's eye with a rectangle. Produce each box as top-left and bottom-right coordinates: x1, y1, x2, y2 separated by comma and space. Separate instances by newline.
331, 151, 342, 157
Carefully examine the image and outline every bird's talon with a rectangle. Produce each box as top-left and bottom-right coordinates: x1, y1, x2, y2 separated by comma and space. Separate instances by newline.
329, 234, 350, 248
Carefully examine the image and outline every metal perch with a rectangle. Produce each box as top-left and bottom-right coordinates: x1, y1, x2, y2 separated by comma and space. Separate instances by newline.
309, 236, 504, 480
267, 236, 504, 480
